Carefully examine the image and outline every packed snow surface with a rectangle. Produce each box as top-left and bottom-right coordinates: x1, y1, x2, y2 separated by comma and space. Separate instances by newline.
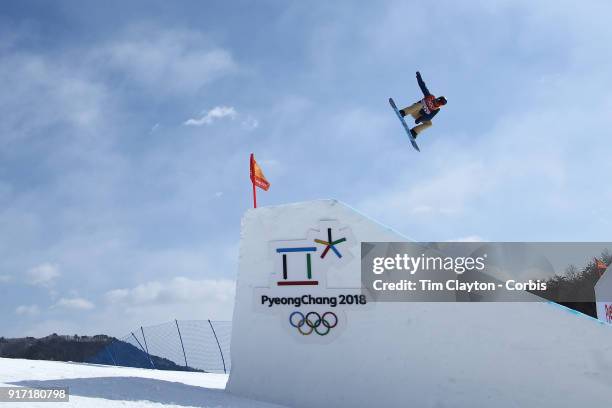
0, 357, 287, 407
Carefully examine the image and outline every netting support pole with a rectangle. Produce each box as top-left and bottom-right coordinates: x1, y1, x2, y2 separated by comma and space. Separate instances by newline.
131, 331, 155, 369
175, 319, 188, 368
140, 326, 156, 369
208, 319, 227, 374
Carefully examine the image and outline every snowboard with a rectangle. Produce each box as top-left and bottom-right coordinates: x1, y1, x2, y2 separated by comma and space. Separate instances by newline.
389, 97, 420, 152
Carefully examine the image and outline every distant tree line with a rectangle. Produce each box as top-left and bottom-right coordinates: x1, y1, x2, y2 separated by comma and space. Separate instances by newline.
0, 334, 201, 372
535, 249, 610, 318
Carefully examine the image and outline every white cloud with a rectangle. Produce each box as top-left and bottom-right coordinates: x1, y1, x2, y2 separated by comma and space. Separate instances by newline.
361, 161, 487, 220
26, 263, 60, 287
241, 115, 259, 130
96, 29, 236, 95
0, 53, 109, 146
105, 277, 235, 306
98, 277, 236, 332
0, 274, 12, 283
54, 297, 95, 311
15, 305, 40, 317
184, 106, 237, 126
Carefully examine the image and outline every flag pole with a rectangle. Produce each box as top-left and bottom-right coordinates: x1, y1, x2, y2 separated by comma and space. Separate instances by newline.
250, 153, 257, 209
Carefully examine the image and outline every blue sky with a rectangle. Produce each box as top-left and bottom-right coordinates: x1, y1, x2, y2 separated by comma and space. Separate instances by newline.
1, 0, 611, 336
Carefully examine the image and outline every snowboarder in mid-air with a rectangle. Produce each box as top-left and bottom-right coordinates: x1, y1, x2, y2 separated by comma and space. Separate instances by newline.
398, 71, 447, 139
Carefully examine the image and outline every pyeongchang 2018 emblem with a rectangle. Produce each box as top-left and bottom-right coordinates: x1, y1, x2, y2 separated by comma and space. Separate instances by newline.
270, 220, 356, 287
255, 220, 360, 341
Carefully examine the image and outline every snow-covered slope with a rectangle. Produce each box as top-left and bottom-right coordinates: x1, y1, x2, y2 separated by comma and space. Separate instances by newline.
0, 358, 286, 407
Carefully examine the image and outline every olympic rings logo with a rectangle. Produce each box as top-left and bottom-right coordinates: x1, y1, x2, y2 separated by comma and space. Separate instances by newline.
289, 311, 338, 336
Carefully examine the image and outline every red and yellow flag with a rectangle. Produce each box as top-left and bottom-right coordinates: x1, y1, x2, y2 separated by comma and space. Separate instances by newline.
249, 153, 270, 208
250, 153, 270, 191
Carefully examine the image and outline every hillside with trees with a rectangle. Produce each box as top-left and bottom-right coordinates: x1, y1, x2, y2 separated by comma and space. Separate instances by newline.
0, 334, 201, 372
537, 250, 610, 318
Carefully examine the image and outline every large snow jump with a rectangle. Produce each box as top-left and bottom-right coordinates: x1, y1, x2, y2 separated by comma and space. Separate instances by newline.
227, 200, 612, 408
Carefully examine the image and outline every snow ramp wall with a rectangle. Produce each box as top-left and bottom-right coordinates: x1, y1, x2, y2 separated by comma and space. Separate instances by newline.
227, 199, 612, 408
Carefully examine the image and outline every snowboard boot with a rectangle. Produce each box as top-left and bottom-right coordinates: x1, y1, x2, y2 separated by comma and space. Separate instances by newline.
410, 128, 418, 139
399, 109, 407, 117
